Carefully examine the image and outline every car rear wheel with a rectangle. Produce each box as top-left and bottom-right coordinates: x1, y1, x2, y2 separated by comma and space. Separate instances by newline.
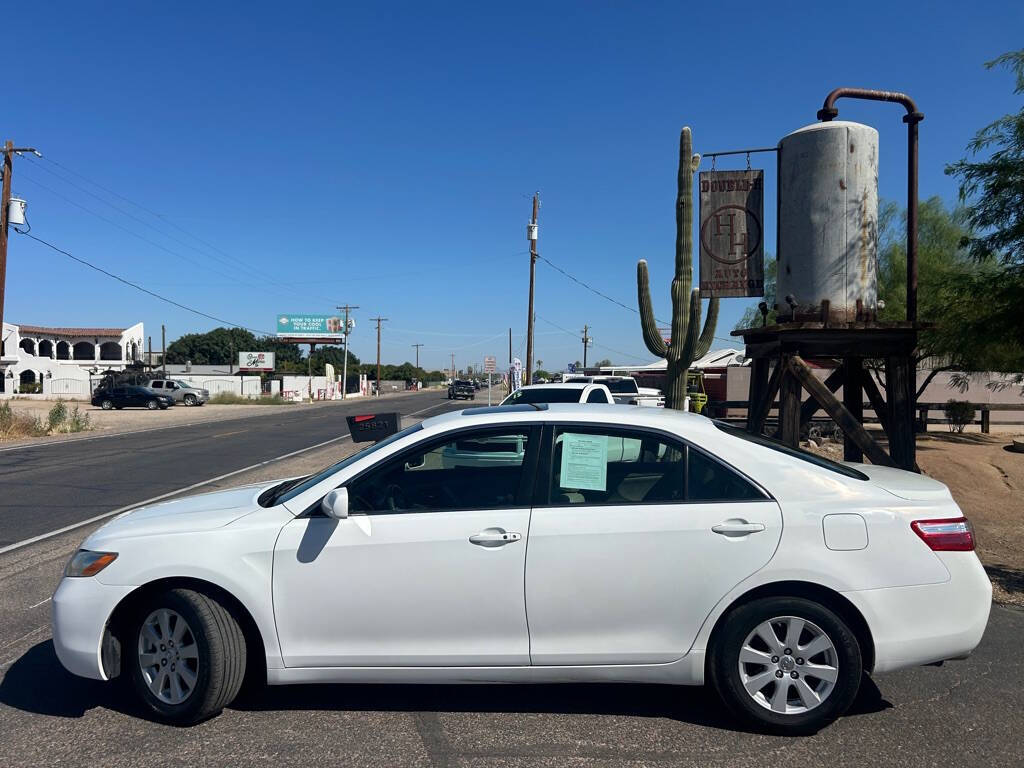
128, 588, 246, 725
146, 400, 159, 410
709, 596, 862, 734
184, 394, 197, 406
100, 399, 113, 410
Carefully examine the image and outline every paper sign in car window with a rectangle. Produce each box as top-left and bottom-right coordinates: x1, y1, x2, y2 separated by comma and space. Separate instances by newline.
560, 433, 608, 491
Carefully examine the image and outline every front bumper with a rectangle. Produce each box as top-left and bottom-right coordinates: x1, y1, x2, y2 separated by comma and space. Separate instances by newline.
845, 551, 992, 674
52, 576, 135, 681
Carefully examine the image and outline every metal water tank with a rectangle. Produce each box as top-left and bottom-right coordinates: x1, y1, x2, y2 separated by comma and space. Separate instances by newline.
777, 121, 878, 322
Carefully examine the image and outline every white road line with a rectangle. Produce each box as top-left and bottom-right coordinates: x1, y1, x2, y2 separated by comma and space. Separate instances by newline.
0, 397, 457, 557
27, 597, 52, 610
0, 625, 47, 652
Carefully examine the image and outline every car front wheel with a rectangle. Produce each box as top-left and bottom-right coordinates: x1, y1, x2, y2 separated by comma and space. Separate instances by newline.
128, 588, 247, 725
146, 400, 159, 410
100, 399, 113, 410
709, 596, 862, 734
184, 394, 196, 406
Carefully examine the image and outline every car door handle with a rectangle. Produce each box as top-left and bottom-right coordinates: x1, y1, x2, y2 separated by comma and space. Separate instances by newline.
469, 528, 522, 547
712, 520, 766, 536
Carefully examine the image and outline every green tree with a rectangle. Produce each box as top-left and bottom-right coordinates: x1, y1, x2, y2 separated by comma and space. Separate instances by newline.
308, 346, 360, 375
945, 50, 1024, 265
593, 358, 613, 368
734, 256, 778, 330
165, 327, 303, 368
877, 197, 1022, 395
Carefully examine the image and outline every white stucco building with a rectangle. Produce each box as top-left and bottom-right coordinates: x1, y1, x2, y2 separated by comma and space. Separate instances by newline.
0, 321, 144, 398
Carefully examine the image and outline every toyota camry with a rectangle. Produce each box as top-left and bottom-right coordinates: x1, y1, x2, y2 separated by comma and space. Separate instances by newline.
52, 404, 991, 733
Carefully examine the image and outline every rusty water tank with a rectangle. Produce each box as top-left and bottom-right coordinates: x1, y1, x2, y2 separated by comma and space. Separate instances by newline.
777, 120, 878, 322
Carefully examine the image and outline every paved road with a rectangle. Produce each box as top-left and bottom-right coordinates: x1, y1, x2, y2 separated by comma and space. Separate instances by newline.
0, 390, 466, 548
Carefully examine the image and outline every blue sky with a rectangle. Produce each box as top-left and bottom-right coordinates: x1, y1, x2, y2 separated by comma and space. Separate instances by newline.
5, 1, 1021, 371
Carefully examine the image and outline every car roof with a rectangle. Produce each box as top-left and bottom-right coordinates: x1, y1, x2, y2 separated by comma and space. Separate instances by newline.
421, 402, 711, 435
511, 383, 593, 391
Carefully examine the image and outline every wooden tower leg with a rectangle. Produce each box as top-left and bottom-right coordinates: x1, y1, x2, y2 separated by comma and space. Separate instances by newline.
843, 358, 864, 463
779, 355, 801, 448
886, 356, 916, 471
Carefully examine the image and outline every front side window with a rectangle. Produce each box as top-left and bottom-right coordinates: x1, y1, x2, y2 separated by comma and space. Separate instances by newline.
348, 427, 534, 513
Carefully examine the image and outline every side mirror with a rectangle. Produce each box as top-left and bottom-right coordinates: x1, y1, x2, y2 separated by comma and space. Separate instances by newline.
321, 488, 349, 519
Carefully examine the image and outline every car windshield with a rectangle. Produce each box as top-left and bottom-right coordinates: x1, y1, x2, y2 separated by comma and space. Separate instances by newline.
713, 420, 868, 480
259, 422, 424, 507
603, 379, 638, 394
503, 387, 582, 404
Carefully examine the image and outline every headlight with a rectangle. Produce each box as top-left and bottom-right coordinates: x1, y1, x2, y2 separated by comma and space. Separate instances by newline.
64, 550, 118, 578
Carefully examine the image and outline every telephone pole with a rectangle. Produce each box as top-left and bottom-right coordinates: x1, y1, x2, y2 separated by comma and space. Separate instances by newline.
412, 343, 423, 369
336, 304, 359, 399
581, 325, 592, 369
161, 324, 166, 377
0, 140, 38, 338
450, 352, 456, 380
525, 192, 539, 385
371, 316, 386, 396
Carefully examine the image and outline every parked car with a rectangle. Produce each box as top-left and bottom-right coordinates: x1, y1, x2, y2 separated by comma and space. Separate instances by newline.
51, 404, 991, 731
144, 379, 209, 407
566, 375, 663, 406
91, 385, 174, 410
501, 382, 613, 405
448, 379, 476, 400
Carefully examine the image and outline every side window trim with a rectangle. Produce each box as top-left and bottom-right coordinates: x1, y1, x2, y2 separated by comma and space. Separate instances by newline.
341, 423, 542, 515
542, 422, 771, 507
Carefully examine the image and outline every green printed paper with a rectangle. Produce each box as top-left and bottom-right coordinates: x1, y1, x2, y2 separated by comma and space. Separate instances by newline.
560, 433, 608, 491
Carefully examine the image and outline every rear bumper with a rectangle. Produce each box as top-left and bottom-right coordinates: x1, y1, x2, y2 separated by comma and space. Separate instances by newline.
845, 552, 992, 673
52, 577, 135, 681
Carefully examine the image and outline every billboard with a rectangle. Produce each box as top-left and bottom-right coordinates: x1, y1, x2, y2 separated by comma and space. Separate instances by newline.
698, 170, 765, 298
276, 313, 344, 339
238, 351, 275, 371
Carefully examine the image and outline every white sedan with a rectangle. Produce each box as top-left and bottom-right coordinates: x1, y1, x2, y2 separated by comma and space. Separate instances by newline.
52, 404, 991, 733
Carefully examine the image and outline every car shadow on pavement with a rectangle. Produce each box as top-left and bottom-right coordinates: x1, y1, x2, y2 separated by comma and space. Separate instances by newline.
1, 640, 890, 733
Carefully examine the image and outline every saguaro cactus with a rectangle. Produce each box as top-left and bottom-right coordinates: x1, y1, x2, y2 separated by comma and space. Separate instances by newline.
637, 126, 719, 410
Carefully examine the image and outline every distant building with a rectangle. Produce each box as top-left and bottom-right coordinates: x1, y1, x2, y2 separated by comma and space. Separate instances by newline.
0, 321, 144, 397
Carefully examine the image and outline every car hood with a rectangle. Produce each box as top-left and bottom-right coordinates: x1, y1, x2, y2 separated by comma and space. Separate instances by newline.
85, 480, 283, 543
849, 464, 953, 501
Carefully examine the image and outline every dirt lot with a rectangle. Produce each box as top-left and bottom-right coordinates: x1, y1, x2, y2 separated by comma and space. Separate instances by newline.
810, 429, 1024, 606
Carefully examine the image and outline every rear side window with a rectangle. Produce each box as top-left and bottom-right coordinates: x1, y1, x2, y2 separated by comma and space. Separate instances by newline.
548, 426, 766, 506
713, 421, 868, 480
151, 382, 163, 388
585, 389, 609, 404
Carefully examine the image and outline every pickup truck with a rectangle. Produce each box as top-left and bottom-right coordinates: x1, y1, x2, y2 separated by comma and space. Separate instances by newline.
565, 376, 663, 407
447, 379, 476, 400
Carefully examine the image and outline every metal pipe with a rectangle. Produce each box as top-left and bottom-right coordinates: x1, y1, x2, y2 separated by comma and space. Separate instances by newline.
817, 87, 923, 324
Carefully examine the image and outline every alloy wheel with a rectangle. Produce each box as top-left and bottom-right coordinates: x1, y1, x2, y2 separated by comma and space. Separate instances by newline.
138, 608, 200, 705
738, 615, 839, 715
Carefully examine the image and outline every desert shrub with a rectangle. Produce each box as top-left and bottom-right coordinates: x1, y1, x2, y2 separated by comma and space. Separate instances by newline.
47, 400, 68, 431
944, 399, 976, 434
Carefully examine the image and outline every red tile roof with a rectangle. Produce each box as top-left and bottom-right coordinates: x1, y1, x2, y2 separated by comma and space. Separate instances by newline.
16, 324, 127, 338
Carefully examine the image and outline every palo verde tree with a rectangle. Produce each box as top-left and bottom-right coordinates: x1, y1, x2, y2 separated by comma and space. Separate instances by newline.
637, 126, 719, 409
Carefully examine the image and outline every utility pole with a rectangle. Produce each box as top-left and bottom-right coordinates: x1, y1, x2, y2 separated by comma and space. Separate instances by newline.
161, 324, 166, 377
0, 140, 37, 339
581, 325, 592, 369
450, 352, 456, 381
508, 328, 512, 365
336, 304, 359, 399
412, 343, 423, 370
147, 336, 153, 370
525, 192, 539, 385
371, 316, 386, 396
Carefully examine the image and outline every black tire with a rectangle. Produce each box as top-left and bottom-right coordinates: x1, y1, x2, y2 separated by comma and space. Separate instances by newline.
128, 588, 247, 725
709, 596, 862, 735
100, 399, 113, 410
184, 394, 197, 406
146, 400, 159, 410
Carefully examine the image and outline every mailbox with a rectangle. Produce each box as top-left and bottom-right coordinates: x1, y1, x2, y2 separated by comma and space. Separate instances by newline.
346, 412, 401, 443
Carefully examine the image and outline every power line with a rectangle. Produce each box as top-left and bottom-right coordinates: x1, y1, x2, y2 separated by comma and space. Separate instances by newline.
535, 315, 649, 363
15, 230, 274, 336
536, 253, 734, 345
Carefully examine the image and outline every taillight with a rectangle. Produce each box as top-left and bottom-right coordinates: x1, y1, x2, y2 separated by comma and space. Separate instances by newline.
911, 517, 975, 551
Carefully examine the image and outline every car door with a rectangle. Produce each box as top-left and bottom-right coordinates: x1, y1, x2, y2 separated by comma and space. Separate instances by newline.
272, 424, 540, 667
525, 424, 782, 665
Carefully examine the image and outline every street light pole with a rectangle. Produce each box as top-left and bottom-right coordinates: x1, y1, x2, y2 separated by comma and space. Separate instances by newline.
371, 316, 387, 397
0, 141, 38, 341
